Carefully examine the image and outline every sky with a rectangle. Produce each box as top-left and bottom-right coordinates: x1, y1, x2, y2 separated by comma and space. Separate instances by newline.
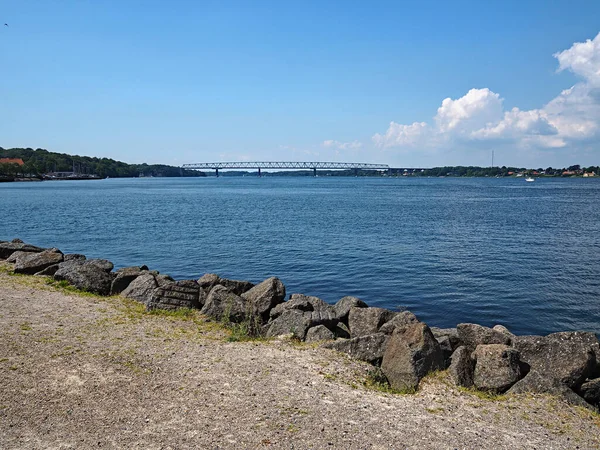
2, 1, 600, 168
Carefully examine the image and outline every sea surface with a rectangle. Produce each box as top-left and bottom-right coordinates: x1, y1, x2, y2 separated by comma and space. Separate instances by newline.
1, 176, 599, 336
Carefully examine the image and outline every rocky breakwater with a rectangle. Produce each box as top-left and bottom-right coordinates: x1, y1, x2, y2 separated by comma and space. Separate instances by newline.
2, 238, 599, 411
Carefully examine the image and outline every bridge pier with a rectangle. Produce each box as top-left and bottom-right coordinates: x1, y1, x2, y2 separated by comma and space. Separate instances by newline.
313, 168, 317, 177
215, 168, 219, 178
258, 167, 261, 177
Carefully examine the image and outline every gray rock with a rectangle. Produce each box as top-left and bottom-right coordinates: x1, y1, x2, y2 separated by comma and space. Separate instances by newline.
323, 333, 389, 364
270, 294, 337, 330
85, 259, 114, 272
147, 280, 203, 311
6, 251, 29, 263
54, 262, 113, 295
513, 333, 596, 389
156, 274, 175, 287
457, 323, 512, 350
379, 311, 420, 335
35, 264, 60, 276
348, 307, 397, 338
110, 266, 145, 295
493, 324, 514, 337
0, 241, 45, 260
436, 335, 454, 366
449, 346, 475, 387
305, 325, 335, 343
579, 378, 600, 407
333, 296, 367, 323
121, 273, 159, 303
334, 322, 351, 339
200, 285, 249, 323
431, 327, 460, 351
507, 370, 593, 409
241, 277, 286, 322
64, 254, 86, 262
381, 323, 445, 391
266, 309, 312, 340
472, 344, 522, 393
197, 273, 254, 295
549, 331, 600, 378
13, 249, 64, 275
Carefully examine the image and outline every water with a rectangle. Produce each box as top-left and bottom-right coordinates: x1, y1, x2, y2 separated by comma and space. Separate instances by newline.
2, 176, 600, 336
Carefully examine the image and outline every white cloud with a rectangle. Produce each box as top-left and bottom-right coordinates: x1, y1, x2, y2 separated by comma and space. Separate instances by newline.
323, 139, 363, 150
369, 32, 600, 161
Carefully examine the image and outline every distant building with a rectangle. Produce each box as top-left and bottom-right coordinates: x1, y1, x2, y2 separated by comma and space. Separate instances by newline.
583, 172, 596, 177
0, 158, 25, 166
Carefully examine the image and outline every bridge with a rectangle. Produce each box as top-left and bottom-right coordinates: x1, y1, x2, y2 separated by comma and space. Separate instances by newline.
182, 161, 391, 177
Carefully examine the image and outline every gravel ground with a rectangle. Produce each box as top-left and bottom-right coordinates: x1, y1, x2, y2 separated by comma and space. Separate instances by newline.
1, 265, 599, 449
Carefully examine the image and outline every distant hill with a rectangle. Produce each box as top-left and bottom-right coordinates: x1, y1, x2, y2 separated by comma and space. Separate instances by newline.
0, 147, 205, 178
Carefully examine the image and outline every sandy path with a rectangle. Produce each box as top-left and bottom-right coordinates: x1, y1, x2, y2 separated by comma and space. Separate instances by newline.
0, 268, 599, 449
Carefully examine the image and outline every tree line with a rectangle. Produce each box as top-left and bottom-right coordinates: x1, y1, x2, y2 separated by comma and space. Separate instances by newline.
0, 147, 205, 178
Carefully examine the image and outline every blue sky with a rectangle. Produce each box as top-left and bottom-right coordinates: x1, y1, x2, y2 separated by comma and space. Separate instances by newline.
2, 1, 600, 168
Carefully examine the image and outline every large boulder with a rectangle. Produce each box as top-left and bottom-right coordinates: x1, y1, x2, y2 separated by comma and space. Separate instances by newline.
200, 285, 248, 323
0, 241, 45, 259
266, 309, 312, 340
512, 333, 596, 389
121, 273, 159, 303
305, 325, 335, 343
381, 323, 445, 391
13, 249, 64, 275
457, 323, 512, 350
269, 294, 338, 334
333, 296, 368, 323
507, 370, 592, 409
578, 379, 600, 407
241, 277, 286, 322
6, 251, 29, 263
431, 327, 461, 351
348, 307, 396, 338
197, 273, 254, 295
379, 311, 420, 335
64, 254, 86, 262
111, 266, 146, 295
472, 344, 522, 393
54, 262, 114, 295
147, 280, 203, 311
449, 346, 475, 387
323, 333, 389, 364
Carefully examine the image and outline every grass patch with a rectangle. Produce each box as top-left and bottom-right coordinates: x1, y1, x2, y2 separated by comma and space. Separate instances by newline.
458, 386, 507, 401
147, 307, 196, 319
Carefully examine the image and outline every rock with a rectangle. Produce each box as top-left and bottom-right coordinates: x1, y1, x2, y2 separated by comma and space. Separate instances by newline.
156, 274, 175, 287
449, 346, 475, 387
200, 285, 248, 323
381, 323, 445, 391
241, 277, 286, 322
348, 307, 396, 338
578, 379, 600, 407
266, 309, 312, 340
54, 262, 113, 295
147, 280, 203, 311
270, 294, 338, 331
13, 249, 64, 275
513, 333, 596, 389
85, 259, 114, 272
323, 333, 389, 364
333, 296, 368, 323
6, 251, 29, 263
507, 370, 593, 409
550, 331, 600, 378
436, 335, 454, 366
457, 323, 512, 350
121, 273, 159, 303
379, 311, 420, 335
493, 324, 514, 337
35, 264, 60, 276
305, 325, 335, 343
334, 322, 351, 339
64, 254, 86, 262
197, 273, 254, 295
0, 241, 45, 260
431, 327, 461, 351
111, 266, 145, 295
472, 344, 522, 393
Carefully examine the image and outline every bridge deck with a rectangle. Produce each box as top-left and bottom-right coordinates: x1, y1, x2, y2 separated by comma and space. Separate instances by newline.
182, 161, 390, 170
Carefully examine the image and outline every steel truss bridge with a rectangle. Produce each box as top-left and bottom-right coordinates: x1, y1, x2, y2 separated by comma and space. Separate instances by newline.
182, 161, 390, 177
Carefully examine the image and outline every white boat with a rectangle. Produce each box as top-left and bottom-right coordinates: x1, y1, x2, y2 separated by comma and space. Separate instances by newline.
525, 177, 535, 182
